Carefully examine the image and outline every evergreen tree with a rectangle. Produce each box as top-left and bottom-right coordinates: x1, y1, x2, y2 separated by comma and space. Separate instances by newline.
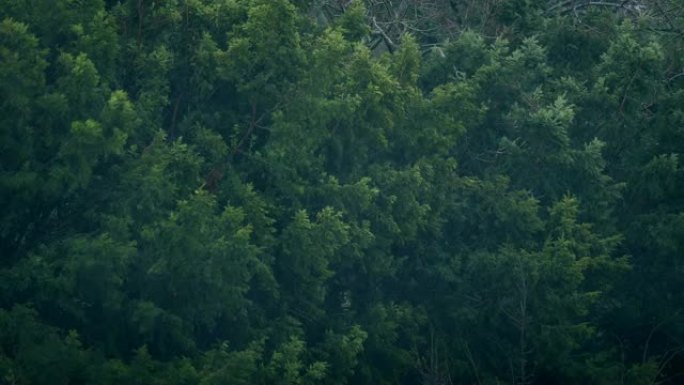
1, 0, 683, 384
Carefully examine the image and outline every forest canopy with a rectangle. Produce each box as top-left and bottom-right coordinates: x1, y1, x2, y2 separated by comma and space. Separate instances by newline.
1, 1, 683, 384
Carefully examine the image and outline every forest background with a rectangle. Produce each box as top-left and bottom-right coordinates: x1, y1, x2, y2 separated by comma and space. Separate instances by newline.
1, 0, 684, 384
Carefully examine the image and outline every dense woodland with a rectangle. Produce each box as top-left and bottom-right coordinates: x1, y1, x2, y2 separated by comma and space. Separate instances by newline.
1, 0, 684, 384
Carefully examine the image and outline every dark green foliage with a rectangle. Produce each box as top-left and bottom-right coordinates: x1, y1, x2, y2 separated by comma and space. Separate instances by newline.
1, 1, 683, 384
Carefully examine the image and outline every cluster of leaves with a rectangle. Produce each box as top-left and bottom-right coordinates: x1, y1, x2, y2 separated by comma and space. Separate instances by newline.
1, 0, 683, 384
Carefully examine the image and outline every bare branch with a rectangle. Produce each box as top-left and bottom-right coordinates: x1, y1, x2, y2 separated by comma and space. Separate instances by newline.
371, 16, 396, 52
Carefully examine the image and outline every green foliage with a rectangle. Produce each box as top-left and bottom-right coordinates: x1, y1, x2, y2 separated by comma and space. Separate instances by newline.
1, 1, 683, 384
